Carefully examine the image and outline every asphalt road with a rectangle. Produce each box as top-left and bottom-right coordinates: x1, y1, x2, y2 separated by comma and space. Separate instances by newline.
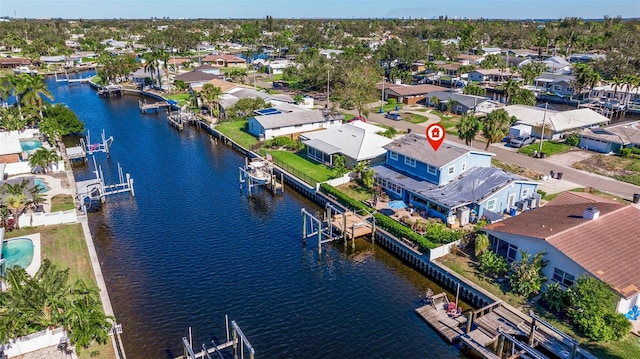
262, 81, 640, 201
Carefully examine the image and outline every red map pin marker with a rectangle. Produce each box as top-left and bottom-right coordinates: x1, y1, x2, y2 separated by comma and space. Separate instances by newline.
426, 123, 445, 151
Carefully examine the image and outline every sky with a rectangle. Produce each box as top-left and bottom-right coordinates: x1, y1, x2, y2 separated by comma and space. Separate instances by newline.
1, 0, 639, 20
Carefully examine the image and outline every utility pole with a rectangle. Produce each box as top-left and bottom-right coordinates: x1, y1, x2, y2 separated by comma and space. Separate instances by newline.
381, 75, 385, 113
326, 67, 330, 109
538, 102, 548, 155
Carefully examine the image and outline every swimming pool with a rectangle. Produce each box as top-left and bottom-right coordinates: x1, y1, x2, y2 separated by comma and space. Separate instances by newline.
34, 178, 49, 193
20, 139, 43, 153
1, 238, 35, 270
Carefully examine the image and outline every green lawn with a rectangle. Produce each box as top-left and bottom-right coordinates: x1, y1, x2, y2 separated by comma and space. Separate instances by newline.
402, 113, 429, 124
166, 93, 191, 107
380, 102, 404, 112
214, 120, 259, 149
266, 150, 336, 184
518, 141, 572, 156
431, 110, 460, 134
50, 194, 75, 212
341, 112, 354, 122
335, 182, 373, 202
4, 224, 117, 359
268, 73, 283, 82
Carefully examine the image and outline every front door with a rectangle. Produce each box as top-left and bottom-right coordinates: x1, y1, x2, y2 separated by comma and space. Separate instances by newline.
508, 193, 516, 209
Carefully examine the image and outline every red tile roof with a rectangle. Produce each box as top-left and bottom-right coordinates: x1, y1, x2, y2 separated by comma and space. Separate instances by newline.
485, 192, 640, 298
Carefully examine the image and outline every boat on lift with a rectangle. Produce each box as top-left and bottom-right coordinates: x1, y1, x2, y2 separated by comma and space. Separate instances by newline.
13, 65, 38, 75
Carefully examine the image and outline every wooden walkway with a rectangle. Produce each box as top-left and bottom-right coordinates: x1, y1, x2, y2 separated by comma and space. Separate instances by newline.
331, 212, 372, 239
139, 100, 170, 113
415, 293, 467, 343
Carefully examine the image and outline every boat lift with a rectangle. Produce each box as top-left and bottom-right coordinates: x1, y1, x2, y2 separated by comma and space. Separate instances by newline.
180, 316, 254, 359
75, 156, 135, 213
68, 129, 113, 162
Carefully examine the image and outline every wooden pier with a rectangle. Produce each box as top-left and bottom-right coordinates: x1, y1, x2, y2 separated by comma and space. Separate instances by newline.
330, 212, 373, 240
97, 85, 123, 97
139, 100, 170, 113
415, 292, 467, 343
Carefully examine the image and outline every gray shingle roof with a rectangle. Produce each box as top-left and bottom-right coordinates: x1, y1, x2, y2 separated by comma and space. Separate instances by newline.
427, 91, 490, 109
252, 110, 329, 129
382, 133, 492, 168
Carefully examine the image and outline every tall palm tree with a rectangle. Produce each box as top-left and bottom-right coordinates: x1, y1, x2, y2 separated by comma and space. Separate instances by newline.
0, 106, 27, 131
200, 84, 222, 118
20, 74, 53, 119
29, 147, 61, 174
8, 74, 29, 119
142, 53, 157, 87
457, 113, 481, 147
483, 108, 512, 150
503, 79, 519, 104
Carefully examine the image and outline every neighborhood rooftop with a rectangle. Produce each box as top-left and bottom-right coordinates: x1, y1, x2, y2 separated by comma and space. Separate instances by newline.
486, 192, 640, 299
504, 105, 610, 132
383, 133, 493, 168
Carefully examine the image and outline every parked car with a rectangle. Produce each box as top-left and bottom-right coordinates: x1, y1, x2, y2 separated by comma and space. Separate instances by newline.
385, 112, 402, 121
509, 136, 536, 147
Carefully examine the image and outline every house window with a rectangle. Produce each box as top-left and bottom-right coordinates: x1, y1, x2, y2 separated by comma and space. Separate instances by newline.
456, 105, 463, 113
506, 244, 518, 262
521, 188, 529, 198
486, 199, 497, 211
461, 163, 466, 172
448, 165, 455, 175
552, 268, 575, 287
427, 165, 437, 175
389, 151, 398, 160
404, 157, 416, 167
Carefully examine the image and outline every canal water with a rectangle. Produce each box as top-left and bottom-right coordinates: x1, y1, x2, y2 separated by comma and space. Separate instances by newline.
48, 74, 470, 359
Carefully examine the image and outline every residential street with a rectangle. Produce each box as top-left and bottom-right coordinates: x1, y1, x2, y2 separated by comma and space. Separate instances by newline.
313, 98, 640, 201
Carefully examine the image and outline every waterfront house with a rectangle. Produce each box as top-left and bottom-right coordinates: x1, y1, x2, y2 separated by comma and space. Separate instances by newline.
483, 191, 640, 315
426, 92, 496, 115
174, 70, 221, 87
202, 54, 247, 68
380, 83, 449, 105
218, 87, 294, 119
300, 121, 392, 168
533, 74, 576, 98
503, 105, 609, 140
265, 59, 295, 75
131, 67, 166, 87
373, 134, 537, 224
541, 56, 573, 74
0, 132, 22, 163
0, 57, 31, 70
578, 121, 640, 153
247, 108, 343, 141
373, 134, 538, 224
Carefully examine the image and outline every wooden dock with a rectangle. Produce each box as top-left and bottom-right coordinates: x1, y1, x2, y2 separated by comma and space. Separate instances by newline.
331, 212, 373, 240
97, 85, 122, 97
415, 292, 467, 343
139, 100, 170, 113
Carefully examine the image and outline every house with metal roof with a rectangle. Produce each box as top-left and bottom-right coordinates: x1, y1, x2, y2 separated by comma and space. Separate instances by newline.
373, 134, 538, 225
579, 121, 640, 153
247, 109, 343, 140
503, 105, 609, 140
300, 121, 392, 168
483, 191, 640, 315
533, 74, 576, 98
468, 68, 519, 83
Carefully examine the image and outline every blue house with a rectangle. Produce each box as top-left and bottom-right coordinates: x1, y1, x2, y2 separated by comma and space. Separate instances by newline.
374, 134, 539, 225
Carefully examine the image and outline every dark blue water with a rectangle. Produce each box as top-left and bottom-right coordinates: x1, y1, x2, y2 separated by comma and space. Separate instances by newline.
48, 73, 468, 359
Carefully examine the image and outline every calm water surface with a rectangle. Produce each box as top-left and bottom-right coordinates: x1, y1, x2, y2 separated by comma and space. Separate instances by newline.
49, 74, 469, 359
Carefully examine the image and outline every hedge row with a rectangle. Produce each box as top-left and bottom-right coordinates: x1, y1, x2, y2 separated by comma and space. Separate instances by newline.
319, 184, 438, 250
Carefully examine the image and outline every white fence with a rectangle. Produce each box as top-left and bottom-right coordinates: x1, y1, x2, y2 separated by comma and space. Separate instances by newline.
320, 172, 353, 188
2, 327, 67, 357
18, 209, 77, 228
429, 239, 462, 260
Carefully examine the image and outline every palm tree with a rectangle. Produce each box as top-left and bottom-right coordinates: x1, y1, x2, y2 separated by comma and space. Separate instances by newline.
19, 74, 53, 119
457, 114, 481, 147
29, 147, 61, 174
0, 77, 11, 107
142, 53, 157, 87
503, 79, 519, 104
482, 108, 512, 150
292, 94, 304, 105
9, 74, 29, 119
0, 106, 27, 131
200, 84, 222, 118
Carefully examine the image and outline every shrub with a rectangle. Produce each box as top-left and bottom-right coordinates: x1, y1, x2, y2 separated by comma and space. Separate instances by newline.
564, 133, 580, 147
479, 251, 508, 278
541, 282, 570, 314
387, 98, 397, 105
474, 233, 490, 257
509, 250, 547, 298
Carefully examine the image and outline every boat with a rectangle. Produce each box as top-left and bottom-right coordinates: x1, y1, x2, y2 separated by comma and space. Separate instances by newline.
13, 65, 38, 75
245, 159, 271, 185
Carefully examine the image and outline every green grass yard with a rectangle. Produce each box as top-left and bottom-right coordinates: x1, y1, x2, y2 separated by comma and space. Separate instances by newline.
214, 120, 259, 149
518, 141, 572, 156
266, 150, 336, 184
402, 113, 429, 124
166, 93, 191, 107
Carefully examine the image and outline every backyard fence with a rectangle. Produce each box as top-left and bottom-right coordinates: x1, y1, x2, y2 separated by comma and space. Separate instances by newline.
18, 209, 77, 228
1, 327, 67, 357
270, 157, 319, 187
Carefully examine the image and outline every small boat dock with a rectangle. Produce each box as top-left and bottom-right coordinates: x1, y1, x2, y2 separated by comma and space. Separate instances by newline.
97, 85, 123, 97
330, 212, 374, 240
167, 111, 196, 130
139, 100, 170, 113
415, 292, 467, 343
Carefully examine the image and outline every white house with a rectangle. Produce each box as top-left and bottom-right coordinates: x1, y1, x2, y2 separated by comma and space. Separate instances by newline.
503, 105, 609, 140
247, 109, 343, 140
300, 121, 392, 168
484, 191, 640, 315
266, 59, 295, 75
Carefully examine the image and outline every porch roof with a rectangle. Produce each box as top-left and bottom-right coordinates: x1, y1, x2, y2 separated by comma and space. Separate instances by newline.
303, 139, 341, 155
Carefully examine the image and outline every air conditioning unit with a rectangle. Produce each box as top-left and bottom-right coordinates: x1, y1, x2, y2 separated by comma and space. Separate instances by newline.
527, 197, 537, 209
517, 201, 528, 211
